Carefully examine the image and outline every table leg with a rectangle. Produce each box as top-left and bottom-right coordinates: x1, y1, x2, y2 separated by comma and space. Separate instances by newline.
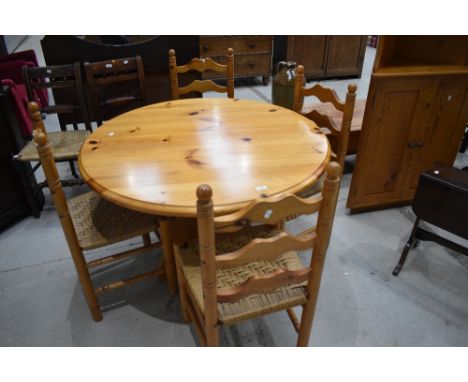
159, 217, 178, 294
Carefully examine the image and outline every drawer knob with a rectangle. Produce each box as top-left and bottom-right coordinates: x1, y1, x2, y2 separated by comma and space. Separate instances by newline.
249, 41, 256, 48
203, 44, 209, 51
407, 141, 424, 149
249, 62, 255, 68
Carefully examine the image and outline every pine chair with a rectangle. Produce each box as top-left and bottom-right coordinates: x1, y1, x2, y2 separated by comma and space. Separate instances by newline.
29, 102, 165, 322
17, 63, 92, 181
293, 65, 357, 198
168, 48, 234, 99
84, 56, 147, 126
174, 161, 341, 346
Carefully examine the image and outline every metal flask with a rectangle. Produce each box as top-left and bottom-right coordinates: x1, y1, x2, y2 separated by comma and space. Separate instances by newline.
272, 61, 297, 110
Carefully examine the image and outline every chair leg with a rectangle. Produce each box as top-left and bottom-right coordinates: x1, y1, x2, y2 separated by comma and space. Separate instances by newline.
205, 325, 220, 347
69, 160, 79, 178
392, 217, 420, 276
175, 254, 191, 322
159, 218, 178, 294
142, 233, 151, 246
69, 249, 103, 322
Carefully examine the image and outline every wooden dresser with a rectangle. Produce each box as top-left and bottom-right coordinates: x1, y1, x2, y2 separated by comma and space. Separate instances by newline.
199, 36, 273, 84
347, 36, 468, 212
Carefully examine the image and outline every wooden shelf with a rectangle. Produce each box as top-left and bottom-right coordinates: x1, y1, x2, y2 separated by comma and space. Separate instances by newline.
374, 64, 468, 77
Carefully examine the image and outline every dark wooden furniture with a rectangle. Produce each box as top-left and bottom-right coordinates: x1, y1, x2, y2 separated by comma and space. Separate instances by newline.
199, 36, 272, 85
279, 36, 367, 80
174, 162, 340, 346
18, 63, 91, 180
347, 36, 468, 212
41, 35, 200, 124
393, 163, 468, 276
168, 48, 234, 99
0, 85, 44, 227
84, 56, 147, 126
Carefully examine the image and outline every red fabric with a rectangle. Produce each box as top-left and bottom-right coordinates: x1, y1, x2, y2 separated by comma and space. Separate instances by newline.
1, 79, 33, 138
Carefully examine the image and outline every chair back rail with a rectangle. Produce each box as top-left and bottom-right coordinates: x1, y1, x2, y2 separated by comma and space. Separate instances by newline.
196, 161, 340, 317
217, 267, 312, 303
215, 230, 317, 269
214, 193, 322, 229
22, 63, 91, 131
293, 65, 357, 172
168, 48, 234, 100
84, 55, 147, 125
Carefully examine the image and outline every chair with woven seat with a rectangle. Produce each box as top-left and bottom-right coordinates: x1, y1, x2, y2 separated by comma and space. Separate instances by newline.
293, 65, 357, 199
168, 48, 234, 99
84, 56, 147, 126
29, 102, 168, 322
174, 161, 341, 346
16, 63, 91, 182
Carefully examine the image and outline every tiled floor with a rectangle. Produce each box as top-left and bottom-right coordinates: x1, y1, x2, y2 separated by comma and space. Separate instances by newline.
0, 36, 467, 346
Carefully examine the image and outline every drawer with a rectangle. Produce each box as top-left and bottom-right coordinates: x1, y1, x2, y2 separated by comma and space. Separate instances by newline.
200, 36, 272, 57
202, 53, 271, 79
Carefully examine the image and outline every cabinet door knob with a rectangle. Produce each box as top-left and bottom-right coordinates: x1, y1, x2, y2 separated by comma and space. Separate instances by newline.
407, 141, 424, 149
203, 44, 209, 51
249, 62, 255, 68
249, 41, 256, 48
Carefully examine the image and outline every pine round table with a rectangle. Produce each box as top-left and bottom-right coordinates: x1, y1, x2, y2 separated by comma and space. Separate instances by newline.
78, 98, 330, 292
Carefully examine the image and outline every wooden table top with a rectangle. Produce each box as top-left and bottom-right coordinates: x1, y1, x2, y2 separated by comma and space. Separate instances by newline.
78, 98, 330, 217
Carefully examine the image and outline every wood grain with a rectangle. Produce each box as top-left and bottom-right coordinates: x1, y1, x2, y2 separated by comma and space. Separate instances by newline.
79, 98, 330, 217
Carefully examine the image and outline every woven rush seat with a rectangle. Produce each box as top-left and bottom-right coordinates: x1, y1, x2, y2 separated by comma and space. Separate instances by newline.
178, 224, 308, 325
68, 192, 158, 250
17, 130, 90, 162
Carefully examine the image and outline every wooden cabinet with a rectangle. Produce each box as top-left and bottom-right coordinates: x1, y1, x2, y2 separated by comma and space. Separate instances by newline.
347, 36, 468, 211
286, 35, 367, 80
199, 36, 272, 84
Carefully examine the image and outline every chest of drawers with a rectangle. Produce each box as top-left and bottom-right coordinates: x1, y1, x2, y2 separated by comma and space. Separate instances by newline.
199, 36, 273, 85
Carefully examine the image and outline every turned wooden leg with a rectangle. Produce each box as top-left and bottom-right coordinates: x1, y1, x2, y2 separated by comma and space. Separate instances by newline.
262, 75, 270, 85
393, 217, 420, 276
159, 217, 178, 294
174, 252, 191, 322
142, 233, 151, 247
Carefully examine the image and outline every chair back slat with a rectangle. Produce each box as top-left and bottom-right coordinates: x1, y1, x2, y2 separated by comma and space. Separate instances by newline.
293, 65, 357, 173
302, 84, 345, 112
216, 230, 317, 269
22, 63, 92, 131
177, 57, 227, 74
169, 48, 234, 99
302, 109, 337, 132
84, 55, 147, 126
217, 267, 312, 303
179, 80, 228, 95
214, 193, 322, 229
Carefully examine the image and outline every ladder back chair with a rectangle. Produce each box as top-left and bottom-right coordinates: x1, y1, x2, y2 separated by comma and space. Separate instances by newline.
17, 63, 92, 181
291, 65, 356, 200
84, 56, 147, 126
174, 161, 341, 346
168, 48, 234, 99
29, 101, 167, 322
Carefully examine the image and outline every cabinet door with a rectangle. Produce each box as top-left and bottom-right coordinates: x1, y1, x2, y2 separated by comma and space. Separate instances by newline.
401, 78, 468, 196
325, 36, 366, 77
347, 78, 437, 210
286, 36, 327, 78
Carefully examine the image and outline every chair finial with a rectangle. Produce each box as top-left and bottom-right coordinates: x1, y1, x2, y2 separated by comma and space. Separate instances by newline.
347, 83, 358, 93
297, 65, 304, 74
197, 184, 212, 201
169, 49, 175, 57
326, 161, 341, 179
227, 47, 234, 56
